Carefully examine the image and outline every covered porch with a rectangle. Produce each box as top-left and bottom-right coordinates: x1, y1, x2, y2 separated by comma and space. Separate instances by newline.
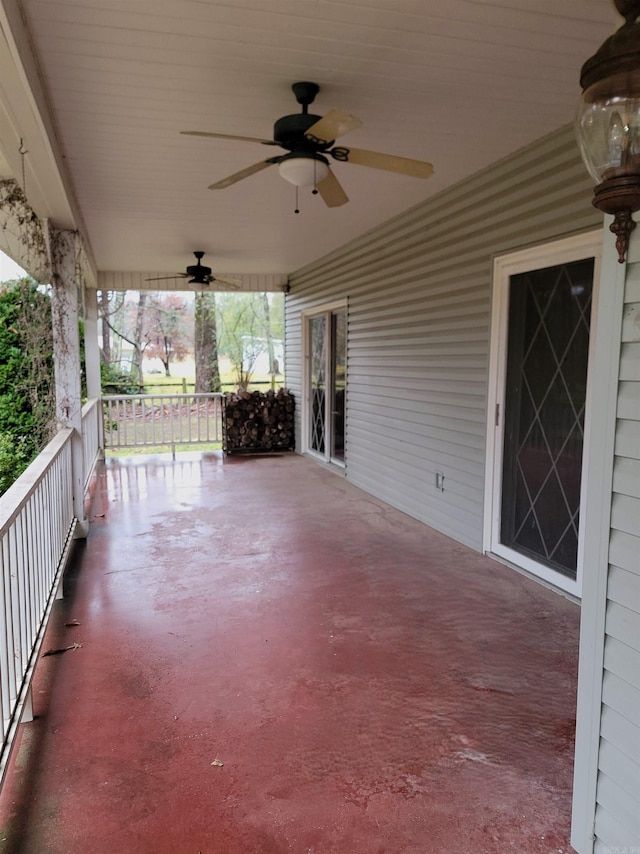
0, 451, 579, 854
1, 3, 638, 850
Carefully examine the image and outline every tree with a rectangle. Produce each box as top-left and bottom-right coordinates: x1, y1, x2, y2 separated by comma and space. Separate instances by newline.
132, 291, 147, 381
0, 278, 56, 493
99, 289, 111, 363
97, 291, 146, 388
97, 290, 135, 385
194, 292, 221, 393
262, 292, 276, 378
217, 292, 284, 387
144, 294, 190, 376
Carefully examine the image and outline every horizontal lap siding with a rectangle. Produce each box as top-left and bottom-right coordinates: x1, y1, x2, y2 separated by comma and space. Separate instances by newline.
594, 246, 640, 851
285, 124, 600, 548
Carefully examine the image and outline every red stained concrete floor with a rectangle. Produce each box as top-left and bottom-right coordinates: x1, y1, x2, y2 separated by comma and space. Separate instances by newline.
0, 452, 580, 854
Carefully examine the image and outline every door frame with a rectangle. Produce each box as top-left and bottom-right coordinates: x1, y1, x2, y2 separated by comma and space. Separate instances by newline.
483, 230, 603, 598
301, 299, 348, 466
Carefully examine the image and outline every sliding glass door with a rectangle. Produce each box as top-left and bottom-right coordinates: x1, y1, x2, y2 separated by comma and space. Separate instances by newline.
307, 305, 347, 465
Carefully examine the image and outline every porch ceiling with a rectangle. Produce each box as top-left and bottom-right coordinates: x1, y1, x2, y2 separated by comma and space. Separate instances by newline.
0, 0, 616, 284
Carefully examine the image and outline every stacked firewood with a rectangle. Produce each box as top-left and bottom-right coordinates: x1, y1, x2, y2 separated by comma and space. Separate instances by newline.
223, 388, 295, 453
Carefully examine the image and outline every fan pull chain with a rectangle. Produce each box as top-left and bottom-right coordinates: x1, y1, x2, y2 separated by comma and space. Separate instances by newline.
295, 185, 300, 214
312, 159, 318, 195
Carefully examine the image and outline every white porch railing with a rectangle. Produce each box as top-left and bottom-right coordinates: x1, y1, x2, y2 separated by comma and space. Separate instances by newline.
102, 393, 224, 452
0, 430, 74, 779
81, 398, 103, 488
0, 402, 102, 782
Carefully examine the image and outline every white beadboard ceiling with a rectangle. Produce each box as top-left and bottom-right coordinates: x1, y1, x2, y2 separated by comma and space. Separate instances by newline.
0, 0, 618, 282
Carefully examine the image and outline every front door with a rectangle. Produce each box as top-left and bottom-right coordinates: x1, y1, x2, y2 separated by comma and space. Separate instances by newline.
307, 305, 347, 465
486, 234, 601, 596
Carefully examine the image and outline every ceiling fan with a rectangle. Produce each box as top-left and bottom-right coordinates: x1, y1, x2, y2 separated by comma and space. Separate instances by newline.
181, 82, 434, 208
145, 252, 239, 288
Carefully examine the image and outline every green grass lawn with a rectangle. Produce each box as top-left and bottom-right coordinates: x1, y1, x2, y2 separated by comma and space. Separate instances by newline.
141, 371, 283, 394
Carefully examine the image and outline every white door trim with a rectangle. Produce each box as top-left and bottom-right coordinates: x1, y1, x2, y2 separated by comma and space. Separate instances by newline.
483, 230, 603, 598
570, 220, 628, 854
301, 300, 347, 462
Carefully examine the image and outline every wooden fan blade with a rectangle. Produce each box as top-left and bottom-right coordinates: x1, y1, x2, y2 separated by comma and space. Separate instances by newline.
315, 169, 349, 207
181, 131, 276, 145
305, 110, 362, 144
340, 147, 433, 178
208, 160, 274, 190
145, 274, 188, 282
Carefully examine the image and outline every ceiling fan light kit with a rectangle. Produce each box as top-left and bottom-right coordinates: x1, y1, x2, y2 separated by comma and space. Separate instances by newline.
576, 0, 640, 262
278, 152, 329, 187
181, 81, 433, 210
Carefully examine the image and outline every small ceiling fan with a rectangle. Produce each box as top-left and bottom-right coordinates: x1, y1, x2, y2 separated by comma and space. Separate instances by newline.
181, 82, 434, 208
145, 252, 239, 288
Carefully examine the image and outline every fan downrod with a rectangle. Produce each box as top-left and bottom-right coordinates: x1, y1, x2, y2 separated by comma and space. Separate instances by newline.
291, 82, 319, 112
186, 251, 211, 280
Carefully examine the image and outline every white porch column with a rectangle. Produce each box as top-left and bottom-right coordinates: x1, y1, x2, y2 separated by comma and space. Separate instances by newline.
83, 287, 101, 399
50, 228, 88, 537
83, 286, 105, 457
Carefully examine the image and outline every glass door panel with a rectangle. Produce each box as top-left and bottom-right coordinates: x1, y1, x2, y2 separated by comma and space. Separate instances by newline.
330, 310, 346, 461
307, 306, 347, 464
500, 258, 594, 580
309, 314, 327, 454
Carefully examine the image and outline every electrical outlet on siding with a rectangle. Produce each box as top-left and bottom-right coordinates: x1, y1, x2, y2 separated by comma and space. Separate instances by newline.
435, 472, 445, 492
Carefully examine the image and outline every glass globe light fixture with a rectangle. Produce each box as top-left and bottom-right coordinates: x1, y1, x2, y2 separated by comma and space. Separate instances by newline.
278, 152, 329, 187
576, 0, 640, 262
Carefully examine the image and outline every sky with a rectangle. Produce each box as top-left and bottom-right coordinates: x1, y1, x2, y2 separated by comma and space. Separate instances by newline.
0, 250, 27, 281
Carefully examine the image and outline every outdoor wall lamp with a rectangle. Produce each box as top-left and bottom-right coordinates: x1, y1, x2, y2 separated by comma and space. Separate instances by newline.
576, 0, 640, 262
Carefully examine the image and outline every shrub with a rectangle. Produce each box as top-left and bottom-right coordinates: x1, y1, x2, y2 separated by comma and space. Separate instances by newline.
0, 431, 29, 495
100, 362, 143, 395
0, 279, 55, 493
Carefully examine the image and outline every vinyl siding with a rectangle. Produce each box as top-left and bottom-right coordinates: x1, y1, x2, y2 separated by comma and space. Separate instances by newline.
285, 124, 600, 549
592, 246, 640, 852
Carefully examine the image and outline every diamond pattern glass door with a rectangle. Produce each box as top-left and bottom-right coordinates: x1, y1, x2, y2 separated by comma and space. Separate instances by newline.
309, 314, 327, 454
500, 258, 594, 579
330, 310, 346, 461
